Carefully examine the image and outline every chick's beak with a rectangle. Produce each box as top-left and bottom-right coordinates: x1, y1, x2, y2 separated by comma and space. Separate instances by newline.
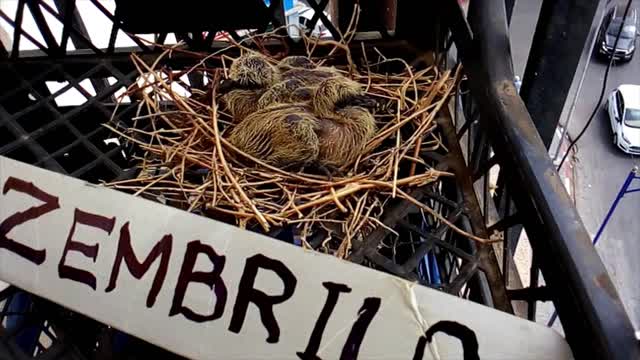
349, 95, 378, 110
218, 78, 237, 93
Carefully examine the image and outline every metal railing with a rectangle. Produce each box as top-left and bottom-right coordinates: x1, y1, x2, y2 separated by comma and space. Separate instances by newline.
0, 0, 637, 358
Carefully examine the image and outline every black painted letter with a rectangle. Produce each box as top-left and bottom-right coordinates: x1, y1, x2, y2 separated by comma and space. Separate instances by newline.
412, 321, 480, 360
340, 297, 381, 360
105, 222, 172, 307
229, 254, 297, 344
297, 282, 352, 360
0, 177, 60, 264
58, 209, 115, 289
169, 240, 227, 322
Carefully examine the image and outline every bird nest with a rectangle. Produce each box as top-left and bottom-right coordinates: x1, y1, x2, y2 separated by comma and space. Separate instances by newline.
105, 32, 488, 260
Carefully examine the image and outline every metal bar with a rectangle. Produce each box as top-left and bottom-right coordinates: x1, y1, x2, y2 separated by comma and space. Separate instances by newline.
0, 65, 102, 122
436, 114, 513, 314
464, 0, 638, 357
443, 0, 474, 56
45, 0, 104, 55
0, 68, 136, 156
455, 109, 476, 140
623, 188, 640, 194
0, 65, 58, 103
447, 261, 479, 295
519, 0, 600, 148
527, 264, 539, 321
28, 80, 127, 177
0, 23, 9, 58
88, 0, 150, 51
473, 154, 499, 182
0, 105, 64, 173
57, 0, 73, 51
486, 212, 519, 233
155, 32, 167, 45
50, 0, 109, 96
107, 23, 118, 54
10, 0, 26, 58
398, 218, 476, 263
501, 193, 511, 286
505, 0, 516, 25
0, 9, 52, 56
25, 0, 59, 53
593, 169, 636, 245
305, 0, 341, 40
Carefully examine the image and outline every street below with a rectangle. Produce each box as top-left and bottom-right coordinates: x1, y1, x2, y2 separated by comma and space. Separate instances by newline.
511, 0, 640, 330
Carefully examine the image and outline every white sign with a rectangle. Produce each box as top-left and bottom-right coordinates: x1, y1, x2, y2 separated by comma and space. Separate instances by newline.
0, 156, 572, 359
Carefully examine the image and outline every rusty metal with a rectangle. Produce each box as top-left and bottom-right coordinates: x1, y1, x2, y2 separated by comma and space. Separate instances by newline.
461, 0, 640, 358
0, 0, 637, 358
436, 114, 513, 314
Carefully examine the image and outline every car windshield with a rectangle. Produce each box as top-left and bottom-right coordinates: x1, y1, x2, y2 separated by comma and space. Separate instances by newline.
625, 108, 640, 128
608, 20, 636, 38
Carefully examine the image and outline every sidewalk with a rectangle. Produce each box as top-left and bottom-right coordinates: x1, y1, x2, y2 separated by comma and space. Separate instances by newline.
552, 126, 577, 204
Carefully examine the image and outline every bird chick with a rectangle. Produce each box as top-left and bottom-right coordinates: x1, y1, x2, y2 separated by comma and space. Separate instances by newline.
277, 56, 316, 71
259, 56, 341, 107
280, 66, 341, 87
312, 76, 377, 168
219, 53, 280, 122
228, 75, 377, 172
257, 78, 315, 108
227, 103, 321, 169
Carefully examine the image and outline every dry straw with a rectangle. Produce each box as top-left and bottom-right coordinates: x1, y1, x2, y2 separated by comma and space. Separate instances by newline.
105, 26, 493, 259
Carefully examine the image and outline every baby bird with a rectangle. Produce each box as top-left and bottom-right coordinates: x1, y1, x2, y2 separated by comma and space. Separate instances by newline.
257, 78, 314, 108
277, 56, 316, 71
312, 76, 377, 168
227, 75, 377, 171
280, 66, 341, 87
227, 103, 321, 169
219, 53, 280, 122
259, 56, 341, 108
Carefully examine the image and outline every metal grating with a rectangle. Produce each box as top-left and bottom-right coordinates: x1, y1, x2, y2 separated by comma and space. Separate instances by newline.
0, 0, 637, 359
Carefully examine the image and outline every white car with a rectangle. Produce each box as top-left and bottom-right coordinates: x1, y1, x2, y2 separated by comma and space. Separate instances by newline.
607, 84, 640, 154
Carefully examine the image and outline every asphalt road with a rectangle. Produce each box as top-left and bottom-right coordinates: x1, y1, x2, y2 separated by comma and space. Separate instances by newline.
565, 31, 640, 331
510, 0, 640, 330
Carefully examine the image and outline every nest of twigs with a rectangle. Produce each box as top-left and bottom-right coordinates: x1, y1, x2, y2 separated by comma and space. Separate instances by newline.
105, 31, 488, 259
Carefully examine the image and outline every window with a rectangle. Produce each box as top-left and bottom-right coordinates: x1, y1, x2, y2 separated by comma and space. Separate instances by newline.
625, 108, 640, 128
617, 91, 624, 115
608, 20, 636, 39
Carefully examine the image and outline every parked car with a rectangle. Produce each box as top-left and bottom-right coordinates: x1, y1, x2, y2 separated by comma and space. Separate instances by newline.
598, 6, 638, 61
606, 84, 640, 154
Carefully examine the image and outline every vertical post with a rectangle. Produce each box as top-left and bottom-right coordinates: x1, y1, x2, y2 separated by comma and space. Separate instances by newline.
593, 169, 637, 244
520, 0, 600, 148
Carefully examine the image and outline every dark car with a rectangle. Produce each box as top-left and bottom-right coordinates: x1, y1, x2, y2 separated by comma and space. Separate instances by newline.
599, 7, 638, 61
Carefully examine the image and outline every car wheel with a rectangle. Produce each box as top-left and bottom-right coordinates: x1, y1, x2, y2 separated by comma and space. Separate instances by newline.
613, 133, 618, 146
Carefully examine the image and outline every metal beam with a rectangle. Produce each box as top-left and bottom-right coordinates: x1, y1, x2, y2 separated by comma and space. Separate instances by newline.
463, 0, 639, 358
505, 0, 516, 25
25, 0, 59, 53
519, 0, 600, 148
52, 0, 110, 96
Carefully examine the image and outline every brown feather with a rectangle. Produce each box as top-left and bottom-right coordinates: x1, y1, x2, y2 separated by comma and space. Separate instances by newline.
228, 75, 376, 170
220, 53, 280, 122
228, 104, 320, 168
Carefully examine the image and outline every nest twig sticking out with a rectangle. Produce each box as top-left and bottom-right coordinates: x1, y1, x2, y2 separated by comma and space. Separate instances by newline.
105, 33, 493, 259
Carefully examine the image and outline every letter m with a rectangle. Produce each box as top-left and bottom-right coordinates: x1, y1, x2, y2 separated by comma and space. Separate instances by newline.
105, 222, 172, 308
